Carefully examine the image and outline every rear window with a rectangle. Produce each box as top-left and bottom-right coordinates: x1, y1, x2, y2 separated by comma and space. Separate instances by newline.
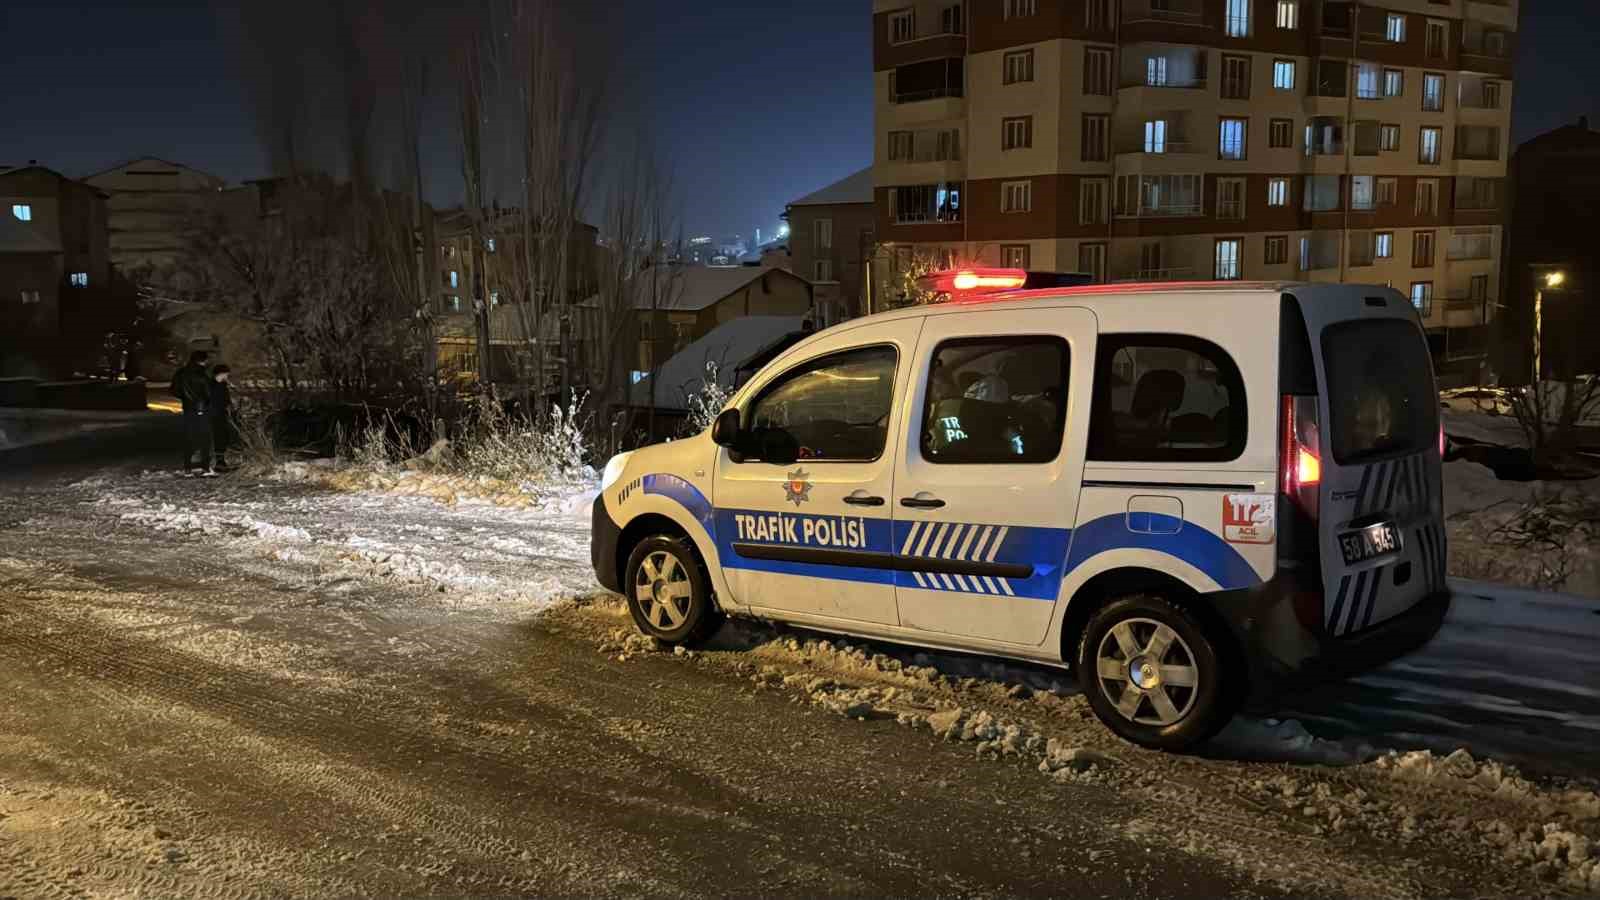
1088, 334, 1247, 462
1321, 319, 1436, 464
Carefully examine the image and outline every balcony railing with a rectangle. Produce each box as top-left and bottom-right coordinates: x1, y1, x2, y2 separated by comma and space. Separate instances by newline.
1119, 202, 1204, 218
1216, 199, 1245, 220
1119, 73, 1207, 90
890, 86, 963, 105
1115, 138, 1195, 155
1116, 267, 1197, 282
1122, 2, 1204, 25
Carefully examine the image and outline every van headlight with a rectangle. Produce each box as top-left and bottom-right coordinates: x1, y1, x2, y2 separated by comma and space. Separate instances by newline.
600, 452, 633, 492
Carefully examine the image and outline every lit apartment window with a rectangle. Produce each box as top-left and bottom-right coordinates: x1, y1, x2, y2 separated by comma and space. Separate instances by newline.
1381, 124, 1401, 151
1275, 0, 1297, 30
1384, 68, 1403, 98
1410, 281, 1433, 316
1080, 178, 1107, 224
449, 295, 462, 312
1003, 49, 1034, 84
1082, 115, 1109, 161
1226, 0, 1250, 37
814, 259, 834, 282
1001, 244, 1030, 268
490, 290, 501, 306
1351, 175, 1375, 210
1385, 13, 1406, 42
1004, 0, 1036, 19
1269, 118, 1293, 148
1002, 116, 1033, 150
1273, 59, 1295, 91
1264, 235, 1288, 265
1146, 56, 1167, 86
1143, 119, 1168, 153
1419, 127, 1442, 164
1267, 177, 1289, 207
69, 272, 88, 287
10, 204, 30, 221
1084, 47, 1112, 95
449, 270, 460, 288
1425, 20, 1446, 58
1219, 118, 1247, 160
20, 289, 41, 305
1221, 55, 1250, 99
1376, 177, 1398, 206
1413, 230, 1435, 267
815, 218, 833, 250
1423, 73, 1445, 111
1375, 232, 1393, 259
1415, 178, 1439, 215
486, 237, 496, 253
1214, 238, 1243, 280
1356, 63, 1380, 100
888, 9, 914, 43
1218, 179, 1246, 219
1001, 180, 1033, 213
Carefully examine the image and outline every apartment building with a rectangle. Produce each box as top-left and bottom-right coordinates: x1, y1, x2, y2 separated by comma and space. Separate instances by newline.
871, 0, 1515, 336
0, 164, 111, 340
82, 157, 226, 279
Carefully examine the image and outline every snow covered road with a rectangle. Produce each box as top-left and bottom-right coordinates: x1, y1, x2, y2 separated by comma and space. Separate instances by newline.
1, 457, 1598, 897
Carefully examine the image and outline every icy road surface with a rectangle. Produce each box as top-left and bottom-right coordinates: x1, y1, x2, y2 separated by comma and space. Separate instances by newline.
1, 459, 1597, 898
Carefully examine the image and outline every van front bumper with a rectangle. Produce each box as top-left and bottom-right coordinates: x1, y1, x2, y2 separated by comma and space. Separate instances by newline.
591, 494, 623, 594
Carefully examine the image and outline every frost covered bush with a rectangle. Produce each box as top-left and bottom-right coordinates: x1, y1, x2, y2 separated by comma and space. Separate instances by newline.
683, 360, 731, 436
456, 390, 594, 486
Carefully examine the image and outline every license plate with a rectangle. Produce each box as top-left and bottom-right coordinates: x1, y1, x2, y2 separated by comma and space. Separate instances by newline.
1338, 522, 1402, 565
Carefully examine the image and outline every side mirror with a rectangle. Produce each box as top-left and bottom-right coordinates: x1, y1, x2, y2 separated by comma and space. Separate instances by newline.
711, 408, 741, 447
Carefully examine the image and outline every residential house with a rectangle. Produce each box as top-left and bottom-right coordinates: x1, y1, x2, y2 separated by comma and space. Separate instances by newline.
786, 167, 875, 322
1501, 117, 1600, 382
624, 314, 810, 439
82, 157, 225, 280
0, 164, 110, 341
632, 264, 813, 375
873, 0, 1513, 335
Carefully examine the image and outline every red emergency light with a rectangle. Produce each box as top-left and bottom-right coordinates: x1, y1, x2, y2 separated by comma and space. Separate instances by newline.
917, 267, 1029, 295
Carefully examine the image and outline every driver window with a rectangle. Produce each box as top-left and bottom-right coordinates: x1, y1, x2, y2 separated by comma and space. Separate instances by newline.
745, 345, 897, 463
920, 336, 1070, 464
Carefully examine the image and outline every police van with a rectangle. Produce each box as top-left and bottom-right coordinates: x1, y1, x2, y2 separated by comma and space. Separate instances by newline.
591, 269, 1448, 751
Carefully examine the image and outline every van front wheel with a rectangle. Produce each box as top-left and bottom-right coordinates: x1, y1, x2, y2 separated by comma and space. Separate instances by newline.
624, 535, 721, 646
1077, 594, 1234, 751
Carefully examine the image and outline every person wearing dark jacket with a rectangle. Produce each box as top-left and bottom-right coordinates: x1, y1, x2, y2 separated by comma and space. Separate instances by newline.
209, 365, 234, 470
171, 350, 215, 477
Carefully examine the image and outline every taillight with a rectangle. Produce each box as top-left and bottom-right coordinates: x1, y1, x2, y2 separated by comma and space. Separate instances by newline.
1282, 394, 1321, 520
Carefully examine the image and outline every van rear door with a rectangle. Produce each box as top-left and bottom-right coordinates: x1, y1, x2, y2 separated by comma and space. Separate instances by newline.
1286, 286, 1445, 637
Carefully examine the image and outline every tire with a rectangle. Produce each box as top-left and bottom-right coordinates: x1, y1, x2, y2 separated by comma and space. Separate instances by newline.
624, 535, 723, 646
1076, 594, 1237, 752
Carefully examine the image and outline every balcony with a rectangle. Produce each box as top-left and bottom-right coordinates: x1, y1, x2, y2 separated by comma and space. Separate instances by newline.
1442, 298, 1489, 329
1122, 0, 1205, 26
1299, 235, 1342, 272
1114, 138, 1197, 157
1115, 266, 1198, 282
1119, 45, 1208, 92
1455, 126, 1502, 161
888, 57, 964, 106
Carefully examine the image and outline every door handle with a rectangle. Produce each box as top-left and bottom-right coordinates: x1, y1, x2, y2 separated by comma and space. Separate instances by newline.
900, 496, 946, 510
843, 494, 885, 507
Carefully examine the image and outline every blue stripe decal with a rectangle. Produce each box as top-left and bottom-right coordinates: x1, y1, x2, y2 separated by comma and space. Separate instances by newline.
713, 508, 898, 586
639, 474, 1261, 598
1063, 513, 1260, 591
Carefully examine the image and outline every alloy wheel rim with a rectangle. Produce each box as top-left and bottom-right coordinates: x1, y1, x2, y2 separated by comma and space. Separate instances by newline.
1094, 617, 1201, 726
635, 551, 691, 631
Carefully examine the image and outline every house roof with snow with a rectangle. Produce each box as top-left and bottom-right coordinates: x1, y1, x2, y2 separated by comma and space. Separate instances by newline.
630, 315, 805, 410
635, 264, 806, 312
788, 167, 873, 208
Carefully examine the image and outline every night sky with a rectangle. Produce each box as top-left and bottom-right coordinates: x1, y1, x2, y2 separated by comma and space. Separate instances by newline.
1, 1, 1592, 240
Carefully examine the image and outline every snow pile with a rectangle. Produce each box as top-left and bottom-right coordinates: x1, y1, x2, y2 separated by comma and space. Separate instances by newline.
276, 459, 598, 519
118, 503, 314, 545
1374, 749, 1600, 821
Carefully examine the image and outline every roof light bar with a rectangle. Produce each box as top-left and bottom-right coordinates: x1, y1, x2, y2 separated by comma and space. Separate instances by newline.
918, 267, 1029, 295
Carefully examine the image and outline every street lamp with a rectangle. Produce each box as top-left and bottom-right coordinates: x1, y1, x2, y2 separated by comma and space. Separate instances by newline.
1533, 268, 1568, 385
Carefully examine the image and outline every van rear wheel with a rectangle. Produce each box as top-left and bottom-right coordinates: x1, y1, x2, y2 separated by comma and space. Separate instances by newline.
1077, 594, 1235, 751
624, 535, 721, 646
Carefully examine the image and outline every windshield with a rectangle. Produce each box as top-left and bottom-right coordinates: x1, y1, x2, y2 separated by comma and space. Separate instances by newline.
1321, 319, 1436, 464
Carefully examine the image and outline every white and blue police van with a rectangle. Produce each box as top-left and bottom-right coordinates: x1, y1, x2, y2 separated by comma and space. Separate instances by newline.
591, 269, 1448, 750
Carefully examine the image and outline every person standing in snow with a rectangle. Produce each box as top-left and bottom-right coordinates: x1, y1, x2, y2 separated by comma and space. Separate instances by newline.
209, 364, 234, 471
171, 350, 216, 477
